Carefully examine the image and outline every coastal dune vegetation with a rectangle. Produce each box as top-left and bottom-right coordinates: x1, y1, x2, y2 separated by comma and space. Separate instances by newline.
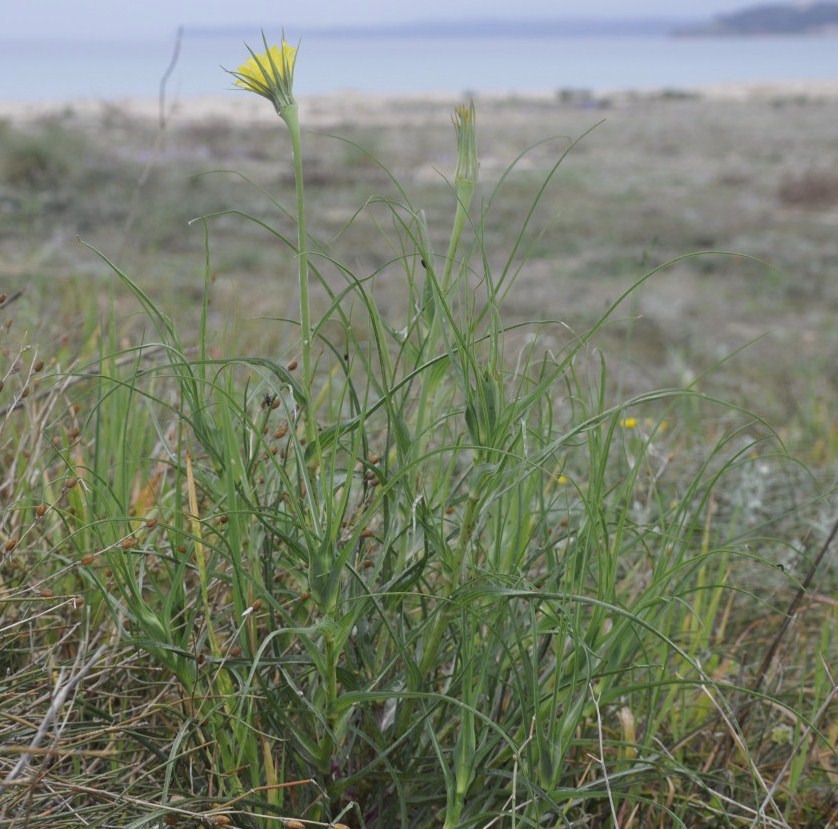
1, 39, 837, 828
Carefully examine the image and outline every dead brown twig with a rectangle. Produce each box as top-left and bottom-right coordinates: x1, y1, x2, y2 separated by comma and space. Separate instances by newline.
711, 514, 838, 771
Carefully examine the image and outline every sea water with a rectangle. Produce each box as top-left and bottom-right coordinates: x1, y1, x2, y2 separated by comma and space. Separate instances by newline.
2, 32, 837, 101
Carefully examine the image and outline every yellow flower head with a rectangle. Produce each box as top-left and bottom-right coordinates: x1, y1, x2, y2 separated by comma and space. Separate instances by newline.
236, 42, 296, 90
229, 35, 297, 113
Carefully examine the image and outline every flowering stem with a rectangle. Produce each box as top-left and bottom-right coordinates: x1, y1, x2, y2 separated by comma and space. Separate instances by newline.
281, 103, 318, 454
441, 102, 478, 292
441, 178, 475, 292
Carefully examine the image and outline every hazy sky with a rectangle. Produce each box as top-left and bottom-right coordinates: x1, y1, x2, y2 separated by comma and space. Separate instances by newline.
4, 0, 756, 39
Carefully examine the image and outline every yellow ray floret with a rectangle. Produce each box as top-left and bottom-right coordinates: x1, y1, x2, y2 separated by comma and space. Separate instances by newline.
234, 41, 297, 94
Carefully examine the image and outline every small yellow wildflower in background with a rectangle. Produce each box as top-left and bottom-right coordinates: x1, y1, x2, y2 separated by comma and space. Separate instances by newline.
230, 37, 297, 114
620, 416, 670, 431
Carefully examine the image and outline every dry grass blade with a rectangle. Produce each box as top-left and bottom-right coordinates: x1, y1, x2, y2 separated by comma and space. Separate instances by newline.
0, 644, 107, 795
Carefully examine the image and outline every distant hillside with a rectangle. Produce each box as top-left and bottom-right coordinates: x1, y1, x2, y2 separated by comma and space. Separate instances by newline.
190, 17, 690, 40
676, 2, 838, 35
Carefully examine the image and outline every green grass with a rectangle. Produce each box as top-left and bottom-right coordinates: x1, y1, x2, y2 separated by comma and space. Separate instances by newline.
1, 88, 837, 828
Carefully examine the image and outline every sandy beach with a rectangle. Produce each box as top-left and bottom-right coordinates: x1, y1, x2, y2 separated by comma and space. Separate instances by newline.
3, 78, 838, 125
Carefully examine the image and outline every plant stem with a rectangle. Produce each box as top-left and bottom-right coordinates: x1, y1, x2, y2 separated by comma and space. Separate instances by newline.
414, 176, 475, 456
441, 179, 475, 292
281, 103, 317, 454
325, 631, 338, 724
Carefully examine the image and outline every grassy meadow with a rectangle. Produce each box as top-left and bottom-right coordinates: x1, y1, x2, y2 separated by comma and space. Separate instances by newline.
1, 81, 837, 828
